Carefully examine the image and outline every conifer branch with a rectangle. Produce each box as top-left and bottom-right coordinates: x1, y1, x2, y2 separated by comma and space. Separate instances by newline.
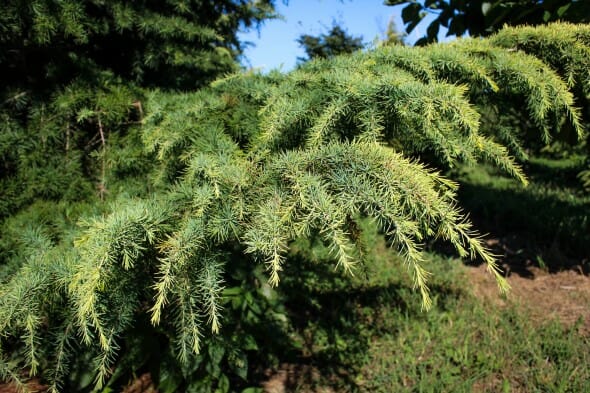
198, 256, 224, 334
175, 279, 202, 363
0, 351, 28, 393
1, 22, 588, 390
47, 318, 75, 393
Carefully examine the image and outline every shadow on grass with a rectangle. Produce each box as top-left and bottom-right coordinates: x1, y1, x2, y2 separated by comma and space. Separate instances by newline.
451, 159, 590, 277
271, 252, 465, 391
459, 182, 589, 274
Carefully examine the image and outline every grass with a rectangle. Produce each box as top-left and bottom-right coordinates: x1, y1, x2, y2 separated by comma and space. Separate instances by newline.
358, 262, 589, 393
454, 155, 590, 262
274, 208, 590, 392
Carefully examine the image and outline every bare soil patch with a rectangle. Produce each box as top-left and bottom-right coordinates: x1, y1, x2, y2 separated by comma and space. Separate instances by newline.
467, 263, 590, 334
0, 379, 45, 393
121, 373, 158, 393
261, 364, 335, 393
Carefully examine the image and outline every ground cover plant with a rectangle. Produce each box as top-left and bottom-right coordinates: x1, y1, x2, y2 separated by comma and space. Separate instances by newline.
1, 11, 590, 392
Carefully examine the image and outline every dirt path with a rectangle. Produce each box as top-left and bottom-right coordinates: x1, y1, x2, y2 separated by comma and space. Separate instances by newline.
467, 264, 590, 334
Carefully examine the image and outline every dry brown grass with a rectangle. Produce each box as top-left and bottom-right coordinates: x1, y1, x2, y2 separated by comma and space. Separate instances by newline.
468, 264, 590, 335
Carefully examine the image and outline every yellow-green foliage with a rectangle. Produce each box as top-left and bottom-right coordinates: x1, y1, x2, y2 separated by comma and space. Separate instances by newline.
490, 23, 590, 96
0, 23, 588, 391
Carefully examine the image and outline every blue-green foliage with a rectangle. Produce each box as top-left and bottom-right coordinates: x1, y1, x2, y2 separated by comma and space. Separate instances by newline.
0, 22, 589, 391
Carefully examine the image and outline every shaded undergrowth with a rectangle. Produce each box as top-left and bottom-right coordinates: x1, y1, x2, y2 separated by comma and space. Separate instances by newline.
2, 158, 588, 393
455, 155, 590, 274
268, 215, 590, 392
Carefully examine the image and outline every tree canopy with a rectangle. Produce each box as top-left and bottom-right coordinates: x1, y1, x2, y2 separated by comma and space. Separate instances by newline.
0, 0, 278, 222
1, 20, 589, 391
386, 0, 590, 44
0, 0, 277, 92
297, 24, 364, 62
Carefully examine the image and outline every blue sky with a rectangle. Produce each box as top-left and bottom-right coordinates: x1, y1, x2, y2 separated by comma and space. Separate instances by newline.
238, 0, 440, 72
